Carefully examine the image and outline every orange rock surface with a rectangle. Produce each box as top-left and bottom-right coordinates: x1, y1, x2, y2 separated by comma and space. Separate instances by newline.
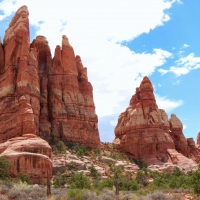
113, 76, 199, 170
0, 5, 100, 182
0, 134, 52, 184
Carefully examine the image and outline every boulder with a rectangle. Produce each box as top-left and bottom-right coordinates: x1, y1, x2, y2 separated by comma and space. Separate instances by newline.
0, 134, 52, 184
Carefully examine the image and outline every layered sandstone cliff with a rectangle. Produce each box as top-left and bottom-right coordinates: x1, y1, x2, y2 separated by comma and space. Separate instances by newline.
113, 76, 199, 170
0, 5, 100, 182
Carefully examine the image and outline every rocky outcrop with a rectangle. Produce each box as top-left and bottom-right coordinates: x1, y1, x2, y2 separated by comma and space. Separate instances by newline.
0, 6, 51, 183
29, 24, 100, 149
0, 134, 52, 184
113, 76, 199, 170
0, 5, 100, 182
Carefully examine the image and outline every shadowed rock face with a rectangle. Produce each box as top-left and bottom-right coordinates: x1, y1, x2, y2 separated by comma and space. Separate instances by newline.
113, 76, 199, 169
0, 5, 100, 182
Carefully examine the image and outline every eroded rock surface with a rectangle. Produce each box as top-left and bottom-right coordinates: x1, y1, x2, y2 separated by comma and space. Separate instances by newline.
0, 134, 52, 184
113, 76, 199, 170
0, 5, 100, 182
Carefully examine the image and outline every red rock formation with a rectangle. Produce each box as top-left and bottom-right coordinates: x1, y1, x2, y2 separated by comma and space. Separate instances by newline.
113, 76, 199, 170
0, 5, 100, 182
0, 6, 51, 183
0, 5, 39, 142
169, 114, 190, 157
114, 76, 175, 162
0, 134, 52, 184
38, 35, 100, 147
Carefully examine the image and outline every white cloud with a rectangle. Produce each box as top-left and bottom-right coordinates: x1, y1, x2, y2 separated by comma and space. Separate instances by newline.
158, 83, 162, 87
183, 125, 186, 130
183, 44, 190, 48
0, 0, 179, 118
173, 80, 180, 85
155, 94, 183, 113
158, 53, 200, 76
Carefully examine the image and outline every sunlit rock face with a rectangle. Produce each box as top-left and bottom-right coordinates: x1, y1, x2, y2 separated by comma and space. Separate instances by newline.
113, 76, 200, 170
0, 5, 100, 182
30, 34, 100, 148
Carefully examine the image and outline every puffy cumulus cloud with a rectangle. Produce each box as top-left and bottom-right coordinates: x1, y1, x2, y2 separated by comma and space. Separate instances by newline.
93, 48, 172, 117
155, 94, 183, 113
0, 0, 178, 118
158, 53, 200, 76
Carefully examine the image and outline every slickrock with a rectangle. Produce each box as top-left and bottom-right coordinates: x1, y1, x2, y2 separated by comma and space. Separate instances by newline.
113, 76, 199, 170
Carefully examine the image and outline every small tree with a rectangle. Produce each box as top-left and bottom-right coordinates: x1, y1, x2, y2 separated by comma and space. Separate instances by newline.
69, 172, 91, 189
89, 164, 99, 179
53, 172, 67, 188
110, 164, 124, 195
0, 156, 12, 181
136, 168, 151, 187
56, 141, 66, 153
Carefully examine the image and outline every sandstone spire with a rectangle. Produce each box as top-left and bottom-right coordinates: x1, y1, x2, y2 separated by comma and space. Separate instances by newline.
113, 76, 198, 169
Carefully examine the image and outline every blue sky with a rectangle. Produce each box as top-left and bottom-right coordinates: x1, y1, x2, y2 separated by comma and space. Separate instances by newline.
0, 0, 199, 142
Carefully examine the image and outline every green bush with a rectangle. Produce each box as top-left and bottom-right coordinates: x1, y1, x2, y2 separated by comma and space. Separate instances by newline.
136, 168, 151, 187
97, 178, 114, 190
53, 172, 67, 188
68, 189, 85, 200
0, 157, 12, 181
151, 167, 192, 190
75, 144, 92, 157
69, 172, 91, 189
68, 161, 78, 171
57, 141, 66, 153
18, 172, 31, 184
191, 165, 200, 194
89, 164, 99, 179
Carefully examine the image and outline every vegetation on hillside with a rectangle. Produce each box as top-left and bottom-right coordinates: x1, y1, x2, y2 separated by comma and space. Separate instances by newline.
2, 142, 200, 199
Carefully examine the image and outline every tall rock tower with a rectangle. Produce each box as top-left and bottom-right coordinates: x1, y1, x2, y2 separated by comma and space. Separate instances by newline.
0, 5, 100, 183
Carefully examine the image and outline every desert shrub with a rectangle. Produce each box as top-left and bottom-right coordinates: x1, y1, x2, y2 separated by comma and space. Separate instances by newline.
94, 148, 101, 155
146, 191, 171, 200
75, 145, 92, 157
81, 191, 100, 200
131, 159, 147, 169
190, 165, 200, 194
68, 161, 78, 171
0, 184, 11, 194
100, 189, 115, 200
28, 186, 46, 199
68, 188, 84, 200
136, 168, 151, 187
53, 141, 66, 155
18, 172, 31, 184
0, 157, 12, 181
151, 167, 191, 190
51, 187, 68, 199
97, 178, 114, 191
120, 179, 139, 191
8, 188, 27, 199
13, 181, 30, 190
53, 172, 67, 188
69, 172, 91, 189
89, 164, 99, 179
